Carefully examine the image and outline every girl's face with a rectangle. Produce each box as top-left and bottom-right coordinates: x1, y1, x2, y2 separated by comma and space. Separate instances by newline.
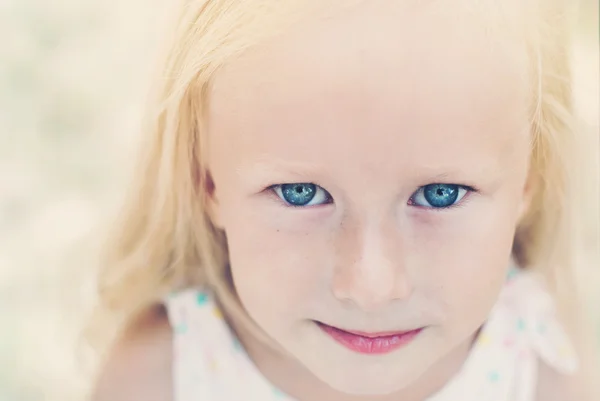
208, 1, 532, 396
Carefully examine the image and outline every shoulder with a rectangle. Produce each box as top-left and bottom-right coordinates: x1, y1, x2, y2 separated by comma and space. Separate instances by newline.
90, 305, 174, 401
519, 274, 600, 401
500, 270, 599, 400
536, 353, 599, 401
536, 310, 600, 401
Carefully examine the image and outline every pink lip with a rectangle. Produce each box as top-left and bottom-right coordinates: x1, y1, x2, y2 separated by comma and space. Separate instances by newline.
318, 323, 423, 354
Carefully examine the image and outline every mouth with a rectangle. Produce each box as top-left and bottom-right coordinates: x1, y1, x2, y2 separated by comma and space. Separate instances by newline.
316, 322, 423, 355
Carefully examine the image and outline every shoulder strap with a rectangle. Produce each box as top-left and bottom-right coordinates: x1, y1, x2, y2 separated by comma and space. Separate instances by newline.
505, 273, 579, 374
164, 289, 219, 401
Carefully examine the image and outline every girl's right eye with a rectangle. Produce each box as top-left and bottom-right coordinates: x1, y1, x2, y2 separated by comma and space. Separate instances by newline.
272, 183, 332, 207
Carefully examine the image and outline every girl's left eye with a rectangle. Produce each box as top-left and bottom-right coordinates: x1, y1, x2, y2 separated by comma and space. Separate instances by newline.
409, 184, 470, 209
272, 183, 332, 207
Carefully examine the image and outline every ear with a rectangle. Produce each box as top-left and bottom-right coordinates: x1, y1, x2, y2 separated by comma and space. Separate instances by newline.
517, 168, 536, 223
201, 168, 224, 229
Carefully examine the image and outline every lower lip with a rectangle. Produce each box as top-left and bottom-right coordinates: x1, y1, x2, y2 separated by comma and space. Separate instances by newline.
318, 323, 422, 355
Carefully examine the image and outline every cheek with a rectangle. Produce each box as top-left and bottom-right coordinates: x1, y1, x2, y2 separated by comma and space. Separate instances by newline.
409, 196, 519, 333
222, 204, 330, 328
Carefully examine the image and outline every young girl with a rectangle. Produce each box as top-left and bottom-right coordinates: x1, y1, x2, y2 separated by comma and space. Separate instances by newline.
90, 0, 598, 400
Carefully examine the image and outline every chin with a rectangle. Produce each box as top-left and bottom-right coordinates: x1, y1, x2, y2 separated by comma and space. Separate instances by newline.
307, 357, 426, 396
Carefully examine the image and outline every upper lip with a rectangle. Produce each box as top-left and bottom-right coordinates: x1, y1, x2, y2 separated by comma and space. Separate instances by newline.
317, 322, 422, 338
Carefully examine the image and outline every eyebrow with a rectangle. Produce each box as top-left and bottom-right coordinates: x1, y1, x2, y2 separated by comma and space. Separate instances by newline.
413, 161, 508, 187
236, 159, 326, 183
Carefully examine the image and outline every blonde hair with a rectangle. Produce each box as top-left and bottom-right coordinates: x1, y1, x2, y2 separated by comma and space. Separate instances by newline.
91, 0, 586, 351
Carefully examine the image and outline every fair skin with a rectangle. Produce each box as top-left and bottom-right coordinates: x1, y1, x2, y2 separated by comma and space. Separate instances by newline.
92, 2, 592, 401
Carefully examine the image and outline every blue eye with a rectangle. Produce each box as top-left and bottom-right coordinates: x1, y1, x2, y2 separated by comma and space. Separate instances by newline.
410, 184, 468, 209
273, 183, 331, 207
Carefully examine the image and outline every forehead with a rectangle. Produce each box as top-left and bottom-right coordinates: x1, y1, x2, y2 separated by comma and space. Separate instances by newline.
208, 1, 531, 174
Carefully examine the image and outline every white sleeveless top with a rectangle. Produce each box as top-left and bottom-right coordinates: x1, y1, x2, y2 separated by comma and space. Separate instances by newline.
164, 269, 578, 401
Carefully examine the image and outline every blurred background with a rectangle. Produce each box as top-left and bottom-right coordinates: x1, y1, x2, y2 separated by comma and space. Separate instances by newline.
0, 0, 598, 400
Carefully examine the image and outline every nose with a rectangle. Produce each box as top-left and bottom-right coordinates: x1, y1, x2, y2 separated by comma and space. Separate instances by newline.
331, 220, 412, 312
